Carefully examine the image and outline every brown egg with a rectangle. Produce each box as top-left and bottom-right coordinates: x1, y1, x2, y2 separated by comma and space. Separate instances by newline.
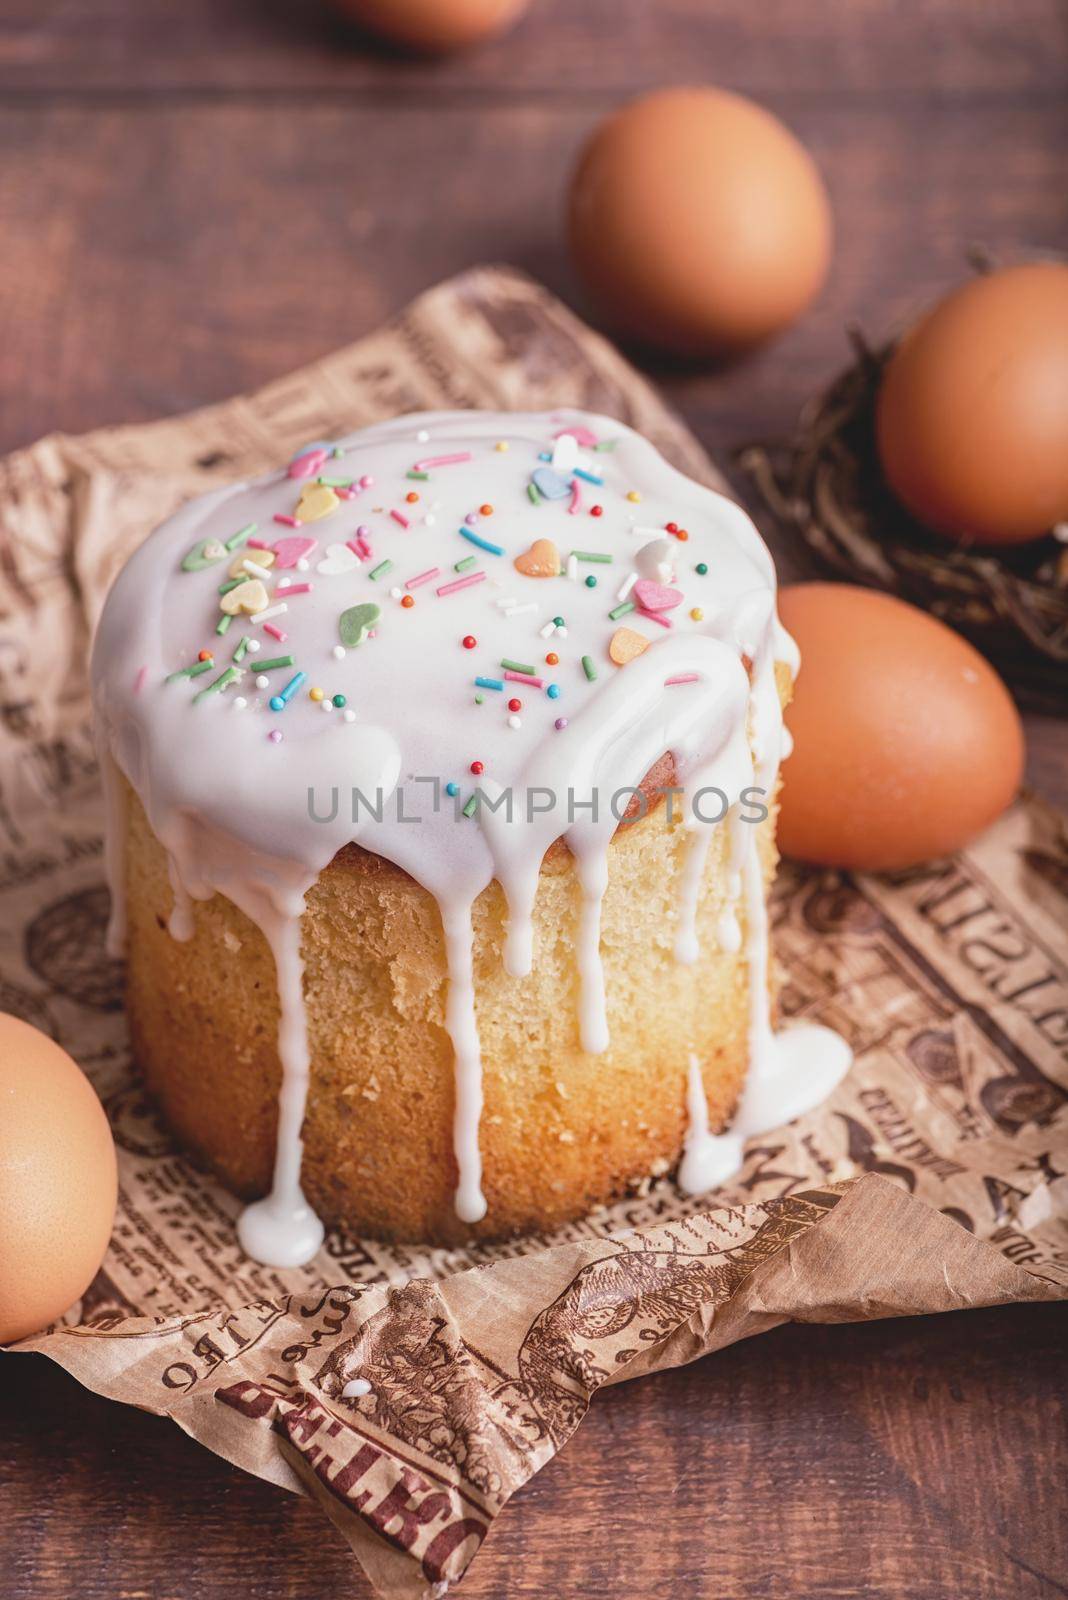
568, 87, 832, 356
0, 1014, 117, 1344
777, 584, 1024, 872
329, 0, 529, 53
876, 263, 1068, 546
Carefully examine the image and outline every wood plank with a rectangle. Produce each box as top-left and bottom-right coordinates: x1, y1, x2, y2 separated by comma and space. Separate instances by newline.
4, 1304, 1065, 1598
1, 0, 1066, 96
2, 97, 1064, 457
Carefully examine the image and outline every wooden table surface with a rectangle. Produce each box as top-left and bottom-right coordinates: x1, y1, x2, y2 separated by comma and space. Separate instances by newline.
1, 3, 1066, 1596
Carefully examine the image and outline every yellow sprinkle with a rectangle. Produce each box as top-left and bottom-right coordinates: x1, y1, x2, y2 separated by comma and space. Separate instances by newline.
309, 686, 325, 702
626, 490, 641, 503
690, 607, 704, 621
495, 440, 509, 452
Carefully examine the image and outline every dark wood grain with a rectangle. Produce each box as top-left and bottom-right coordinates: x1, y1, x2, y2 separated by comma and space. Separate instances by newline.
1, 2, 1066, 1595
4, 1306, 1066, 1599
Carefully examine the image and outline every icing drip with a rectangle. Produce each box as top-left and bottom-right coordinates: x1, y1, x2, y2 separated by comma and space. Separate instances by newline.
236, 908, 325, 1266
91, 408, 853, 1262
442, 900, 487, 1225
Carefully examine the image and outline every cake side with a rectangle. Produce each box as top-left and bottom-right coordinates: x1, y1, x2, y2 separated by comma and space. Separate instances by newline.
123, 741, 783, 1244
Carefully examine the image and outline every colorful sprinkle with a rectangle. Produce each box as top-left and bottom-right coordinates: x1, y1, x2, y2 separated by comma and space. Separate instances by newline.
194, 665, 240, 703
225, 523, 257, 552
508, 697, 522, 712
310, 686, 325, 702
584, 576, 597, 589
547, 683, 561, 699
332, 693, 346, 709
414, 453, 473, 471
696, 562, 708, 575
475, 677, 504, 691
269, 671, 306, 711
500, 658, 535, 675
401, 594, 415, 609
369, 560, 394, 581
581, 655, 597, 681
554, 717, 568, 730
462, 635, 477, 649
255, 654, 296, 673
609, 601, 636, 620
459, 526, 505, 557
436, 572, 486, 598
455, 555, 478, 573
462, 795, 479, 818
390, 510, 410, 529
470, 760, 484, 775
446, 781, 460, 797
405, 567, 440, 590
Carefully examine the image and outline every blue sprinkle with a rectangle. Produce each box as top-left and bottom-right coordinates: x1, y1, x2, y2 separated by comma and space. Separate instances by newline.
272, 670, 306, 710
446, 781, 459, 798
547, 683, 561, 700
475, 676, 505, 691
573, 467, 604, 486
459, 526, 505, 557
532, 466, 571, 501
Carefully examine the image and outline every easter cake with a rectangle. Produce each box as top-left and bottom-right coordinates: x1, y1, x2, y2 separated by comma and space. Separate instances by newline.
91, 410, 851, 1261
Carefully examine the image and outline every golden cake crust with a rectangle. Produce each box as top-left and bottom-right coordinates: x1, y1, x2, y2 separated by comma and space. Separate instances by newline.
122, 667, 789, 1245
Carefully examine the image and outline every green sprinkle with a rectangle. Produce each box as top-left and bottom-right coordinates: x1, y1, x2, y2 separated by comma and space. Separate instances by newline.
527, 483, 542, 506
215, 613, 233, 636
194, 666, 240, 703
218, 577, 242, 595
571, 550, 612, 564
225, 522, 257, 552
608, 601, 635, 620
474, 694, 485, 705
255, 654, 296, 673
316, 476, 354, 488
553, 616, 566, 628
232, 635, 249, 663
696, 562, 708, 576
332, 693, 347, 709
369, 559, 394, 581
593, 439, 618, 452
462, 794, 479, 818
454, 555, 477, 573
406, 470, 430, 480
500, 658, 535, 676
166, 659, 214, 683
585, 575, 597, 589
582, 655, 597, 681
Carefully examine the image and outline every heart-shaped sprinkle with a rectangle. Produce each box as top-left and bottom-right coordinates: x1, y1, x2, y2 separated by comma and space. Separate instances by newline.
272, 535, 318, 569
633, 578, 683, 613
514, 538, 560, 578
288, 448, 329, 480
531, 466, 571, 501
228, 547, 276, 578
339, 601, 381, 648
555, 424, 599, 449
181, 537, 227, 572
608, 627, 651, 666
220, 578, 269, 616
294, 483, 339, 523
317, 542, 359, 577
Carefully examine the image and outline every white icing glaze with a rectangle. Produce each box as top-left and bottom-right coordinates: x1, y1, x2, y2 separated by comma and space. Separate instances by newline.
91, 408, 851, 1261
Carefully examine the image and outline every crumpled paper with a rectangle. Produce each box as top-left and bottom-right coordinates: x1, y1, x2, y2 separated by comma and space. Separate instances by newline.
2, 266, 1065, 1598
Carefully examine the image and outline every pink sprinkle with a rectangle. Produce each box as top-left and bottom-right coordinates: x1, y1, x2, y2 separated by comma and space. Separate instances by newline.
269, 729, 283, 744
414, 452, 472, 470
436, 571, 486, 598
288, 449, 327, 480
133, 665, 148, 695
336, 486, 357, 500
263, 623, 287, 642
504, 670, 544, 688
345, 538, 366, 559
274, 514, 302, 528
665, 673, 699, 687
390, 509, 410, 529
247, 537, 272, 550
554, 425, 598, 448
568, 480, 582, 515
359, 474, 374, 489
405, 567, 440, 590
637, 608, 673, 630
280, 581, 312, 596
356, 537, 373, 558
